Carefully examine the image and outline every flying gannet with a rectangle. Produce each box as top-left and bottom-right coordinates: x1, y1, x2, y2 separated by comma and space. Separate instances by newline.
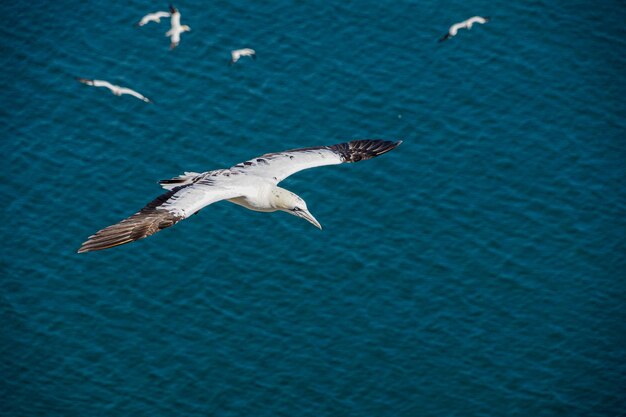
439, 16, 490, 42
76, 78, 152, 103
77, 139, 402, 253
135, 11, 171, 27
230, 48, 256, 65
166, 5, 191, 49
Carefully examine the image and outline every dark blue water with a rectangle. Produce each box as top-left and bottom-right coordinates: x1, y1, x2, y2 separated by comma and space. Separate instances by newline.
2, 0, 625, 415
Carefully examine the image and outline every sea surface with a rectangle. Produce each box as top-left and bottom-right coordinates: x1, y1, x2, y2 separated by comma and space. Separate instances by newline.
1, 0, 625, 416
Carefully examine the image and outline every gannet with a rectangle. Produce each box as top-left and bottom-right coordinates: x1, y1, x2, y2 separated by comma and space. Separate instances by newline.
76, 78, 152, 103
78, 139, 402, 253
135, 11, 171, 27
166, 5, 191, 49
230, 48, 256, 65
439, 16, 490, 42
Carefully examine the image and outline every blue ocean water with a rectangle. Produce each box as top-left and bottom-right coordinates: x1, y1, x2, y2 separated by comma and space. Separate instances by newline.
2, 0, 625, 415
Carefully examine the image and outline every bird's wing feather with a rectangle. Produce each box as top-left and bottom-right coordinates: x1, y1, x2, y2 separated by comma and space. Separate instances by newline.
118, 88, 150, 102
159, 171, 202, 190
230, 139, 402, 184
450, 22, 464, 34
78, 182, 241, 253
139, 14, 155, 24
139, 11, 171, 24
91, 80, 116, 90
468, 16, 486, 24
91, 80, 110, 87
77, 78, 95, 86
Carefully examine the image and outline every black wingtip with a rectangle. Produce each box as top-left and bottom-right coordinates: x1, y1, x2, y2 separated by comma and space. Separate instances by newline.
438, 34, 450, 43
158, 178, 184, 185
331, 139, 402, 163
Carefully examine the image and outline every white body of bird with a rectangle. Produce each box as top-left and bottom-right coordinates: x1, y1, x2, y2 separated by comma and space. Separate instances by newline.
230, 48, 256, 64
439, 16, 490, 42
166, 6, 191, 49
78, 139, 402, 253
76, 78, 152, 102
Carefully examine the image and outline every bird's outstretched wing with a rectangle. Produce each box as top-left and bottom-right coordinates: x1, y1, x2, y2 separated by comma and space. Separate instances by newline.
78, 182, 241, 253
468, 16, 489, 25
92, 80, 115, 89
136, 11, 171, 26
153, 11, 171, 19
76, 77, 95, 85
230, 139, 402, 184
77, 78, 115, 90
118, 87, 151, 103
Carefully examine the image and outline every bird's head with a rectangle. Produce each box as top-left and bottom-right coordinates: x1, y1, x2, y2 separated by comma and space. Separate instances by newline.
182, 25, 191, 32
273, 188, 322, 230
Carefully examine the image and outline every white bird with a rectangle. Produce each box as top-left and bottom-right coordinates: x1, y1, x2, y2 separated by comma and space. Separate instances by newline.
439, 16, 490, 42
166, 5, 191, 49
230, 48, 256, 65
76, 78, 152, 103
78, 139, 402, 253
135, 11, 171, 27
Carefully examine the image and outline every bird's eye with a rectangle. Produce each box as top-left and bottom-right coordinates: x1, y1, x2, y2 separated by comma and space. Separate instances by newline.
292, 207, 301, 212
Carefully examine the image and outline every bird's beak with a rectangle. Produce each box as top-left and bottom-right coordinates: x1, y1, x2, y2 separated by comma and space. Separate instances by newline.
293, 209, 322, 230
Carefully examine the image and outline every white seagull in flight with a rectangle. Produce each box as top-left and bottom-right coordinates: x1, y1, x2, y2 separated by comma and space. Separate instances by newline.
230, 48, 256, 65
78, 139, 402, 253
166, 5, 191, 49
439, 16, 490, 42
135, 11, 171, 27
76, 78, 152, 103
